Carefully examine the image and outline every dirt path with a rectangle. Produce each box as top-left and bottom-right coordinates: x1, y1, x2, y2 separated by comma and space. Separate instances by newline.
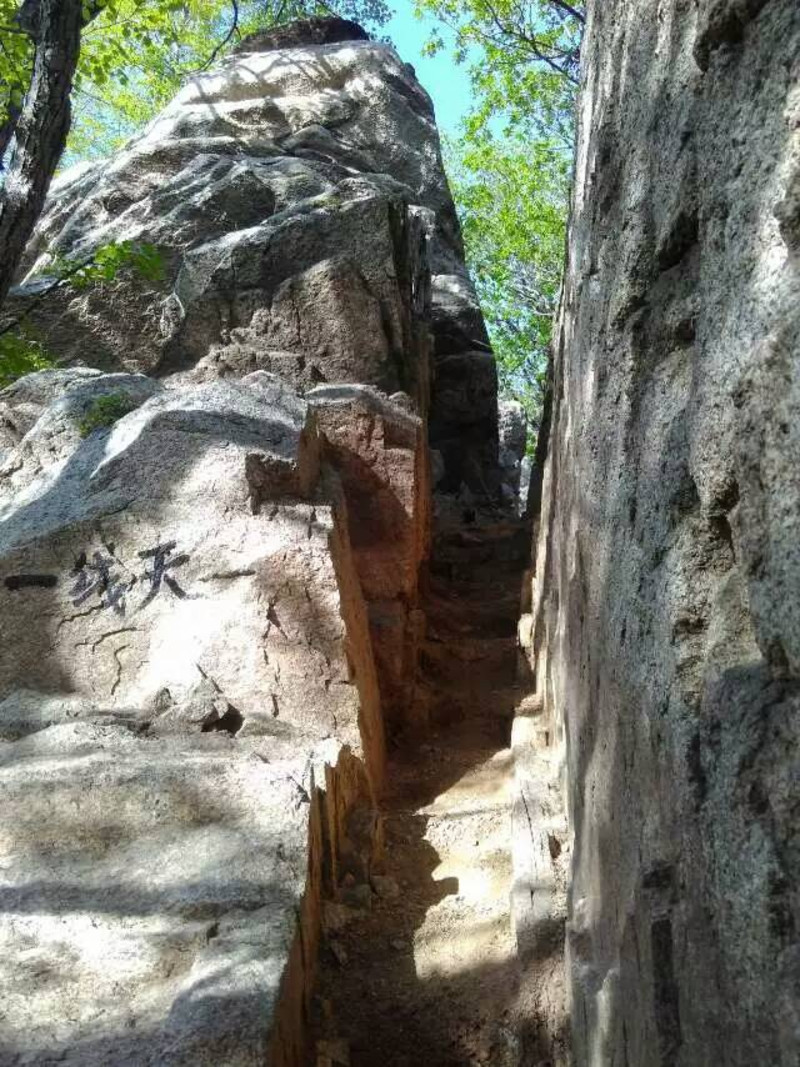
311, 512, 530, 1067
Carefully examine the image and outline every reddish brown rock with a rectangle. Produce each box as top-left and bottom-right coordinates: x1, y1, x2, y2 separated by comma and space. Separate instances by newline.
310, 385, 431, 737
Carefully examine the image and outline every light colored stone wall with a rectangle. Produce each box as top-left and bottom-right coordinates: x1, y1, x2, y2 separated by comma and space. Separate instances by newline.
526, 0, 800, 1062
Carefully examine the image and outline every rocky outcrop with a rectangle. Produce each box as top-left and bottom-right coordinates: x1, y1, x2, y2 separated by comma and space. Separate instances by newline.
498, 399, 528, 506
523, 0, 800, 1064
0, 365, 382, 1065
11, 17, 496, 492
0, 18, 505, 1066
310, 384, 430, 738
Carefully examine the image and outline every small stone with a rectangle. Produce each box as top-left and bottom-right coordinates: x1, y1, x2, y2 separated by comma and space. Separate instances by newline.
317, 1038, 351, 1065
370, 874, 400, 899
390, 938, 406, 951
338, 883, 372, 910
322, 901, 359, 933
329, 940, 348, 966
315, 995, 335, 1025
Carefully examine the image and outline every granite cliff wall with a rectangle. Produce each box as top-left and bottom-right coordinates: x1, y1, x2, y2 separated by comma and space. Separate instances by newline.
522, 0, 800, 1063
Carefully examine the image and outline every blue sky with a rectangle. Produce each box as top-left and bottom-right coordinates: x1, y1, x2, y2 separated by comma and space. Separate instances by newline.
384, 5, 473, 135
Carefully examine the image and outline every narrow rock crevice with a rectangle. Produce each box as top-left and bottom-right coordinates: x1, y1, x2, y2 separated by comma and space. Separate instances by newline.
309, 503, 534, 1067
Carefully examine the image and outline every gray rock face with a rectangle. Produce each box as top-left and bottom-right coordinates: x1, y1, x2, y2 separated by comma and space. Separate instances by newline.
524, 0, 800, 1064
498, 399, 527, 503
0, 18, 507, 1064
0, 722, 321, 1066
12, 20, 498, 491
0, 364, 385, 1065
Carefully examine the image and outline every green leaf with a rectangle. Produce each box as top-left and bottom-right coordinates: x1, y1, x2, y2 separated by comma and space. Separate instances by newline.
0, 332, 57, 388
77, 391, 138, 436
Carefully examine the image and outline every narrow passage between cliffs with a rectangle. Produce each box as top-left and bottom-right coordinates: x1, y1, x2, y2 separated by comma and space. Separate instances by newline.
310, 508, 531, 1067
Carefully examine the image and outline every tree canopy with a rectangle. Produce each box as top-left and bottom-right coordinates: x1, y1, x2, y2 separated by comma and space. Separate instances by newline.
2, 0, 392, 165
66, 0, 392, 160
414, 0, 583, 427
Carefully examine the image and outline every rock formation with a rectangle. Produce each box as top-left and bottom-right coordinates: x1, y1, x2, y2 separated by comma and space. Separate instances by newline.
0, 18, 511, 1065
521, 0, 800, 1063
3, 3, 794, 1064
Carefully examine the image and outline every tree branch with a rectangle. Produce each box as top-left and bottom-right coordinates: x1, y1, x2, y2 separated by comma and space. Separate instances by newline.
466, 0, 581, 84
549, 0, 585, 24
0, 252, 95, 338
0, 0, 86, 306
188, 0, 239, 74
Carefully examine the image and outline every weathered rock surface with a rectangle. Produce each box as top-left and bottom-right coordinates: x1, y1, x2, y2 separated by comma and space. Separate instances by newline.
11, 17, 497, 491
0, 17, 508, 1065
0, 723, 321, 1065
498, 399, 527, 504
309, 384, 430, 737
523, 0, 800, 1063
0, 364, 384, 1065
0, 368, 377, 752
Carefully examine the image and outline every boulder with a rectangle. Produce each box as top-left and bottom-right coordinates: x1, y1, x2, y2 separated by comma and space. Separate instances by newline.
8, 22, 498, 491
0, 722, 324, 1066
0, 367, 384, 1065
498, 399, 527, 501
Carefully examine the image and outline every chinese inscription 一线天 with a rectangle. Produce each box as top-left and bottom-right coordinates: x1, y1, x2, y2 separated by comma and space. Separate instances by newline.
70, 541, 193, 616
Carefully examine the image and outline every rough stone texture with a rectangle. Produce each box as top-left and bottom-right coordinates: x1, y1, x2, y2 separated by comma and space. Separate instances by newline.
0, 18, 508, 1064
0, 364, 386, 1065
0, 369, 382, 760
309, 384, 430, 738
0, 723, 328, 1066
233, 16, 370, 53
10, 20, 497, 490
510, 693, 570, 1066
498, 399, 527, 504
525, 0, 800, 1064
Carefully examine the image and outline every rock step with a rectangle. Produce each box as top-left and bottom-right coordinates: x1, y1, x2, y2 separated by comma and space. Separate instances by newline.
431, 529, 530, 565
424, 596, 520, 638
423, 580, 522, 639
425, 568, 524, 604
428, 553, 529, 585
420, 637, 517, 690
426, 687, 521, 727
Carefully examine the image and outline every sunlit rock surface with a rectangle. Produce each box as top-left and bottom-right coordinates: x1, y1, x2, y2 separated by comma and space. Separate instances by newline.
0, 364, 383, 1065
0, 16, 504, 1064
0, 723, 319, 1066
523, 0, 800, 1063
12, 18, 496, 491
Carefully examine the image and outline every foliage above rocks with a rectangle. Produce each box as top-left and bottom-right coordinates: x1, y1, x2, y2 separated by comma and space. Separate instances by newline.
414, 0, 583, 425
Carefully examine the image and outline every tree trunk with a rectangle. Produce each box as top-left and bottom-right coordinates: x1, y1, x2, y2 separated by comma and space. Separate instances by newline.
0, 0, 83, 307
